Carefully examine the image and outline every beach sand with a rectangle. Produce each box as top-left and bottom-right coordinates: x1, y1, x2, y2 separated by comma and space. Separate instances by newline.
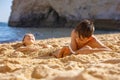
0, 33, 120, 80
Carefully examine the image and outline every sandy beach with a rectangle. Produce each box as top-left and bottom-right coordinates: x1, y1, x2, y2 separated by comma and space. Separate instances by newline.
0, 33, 120, 80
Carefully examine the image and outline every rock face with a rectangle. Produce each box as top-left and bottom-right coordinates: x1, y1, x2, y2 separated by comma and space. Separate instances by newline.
9, 0, 120, 29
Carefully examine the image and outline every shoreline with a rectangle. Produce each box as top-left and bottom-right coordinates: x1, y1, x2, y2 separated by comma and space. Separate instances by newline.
0, 29, 119, 44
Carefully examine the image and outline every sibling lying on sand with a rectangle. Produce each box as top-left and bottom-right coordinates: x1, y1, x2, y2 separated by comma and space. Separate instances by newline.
53, 20, 111, 58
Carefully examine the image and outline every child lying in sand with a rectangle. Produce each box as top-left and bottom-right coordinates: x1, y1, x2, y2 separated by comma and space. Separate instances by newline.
14, 33, 39, 54
53, 20, 111, 58
13, 33, 52, 56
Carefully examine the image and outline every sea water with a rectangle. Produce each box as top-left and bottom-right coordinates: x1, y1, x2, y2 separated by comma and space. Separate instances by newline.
0, 22, 73, 43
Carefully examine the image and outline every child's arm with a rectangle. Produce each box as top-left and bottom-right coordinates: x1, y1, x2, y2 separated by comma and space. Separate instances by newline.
88, 36, 111, 50
75, 36, 111, 54
75, 46, 111, 54
70, 30, 78, 51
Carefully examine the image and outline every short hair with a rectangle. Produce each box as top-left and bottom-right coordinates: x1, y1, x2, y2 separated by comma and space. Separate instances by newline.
74, 19, 95, 38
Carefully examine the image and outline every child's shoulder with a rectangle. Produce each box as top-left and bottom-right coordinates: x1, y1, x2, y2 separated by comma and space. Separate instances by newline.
89, 35, 97, 42
89, 35, 102, 44
91, 35, 97, 39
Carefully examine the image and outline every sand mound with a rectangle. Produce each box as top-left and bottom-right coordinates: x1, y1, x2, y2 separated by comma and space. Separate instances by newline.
0, 33, 120, 80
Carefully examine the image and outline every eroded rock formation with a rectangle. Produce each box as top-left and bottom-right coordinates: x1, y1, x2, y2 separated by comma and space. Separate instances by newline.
9, 0, 120, 29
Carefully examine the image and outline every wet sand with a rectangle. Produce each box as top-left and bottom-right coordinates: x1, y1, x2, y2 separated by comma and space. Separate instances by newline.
0, 33, 120, 80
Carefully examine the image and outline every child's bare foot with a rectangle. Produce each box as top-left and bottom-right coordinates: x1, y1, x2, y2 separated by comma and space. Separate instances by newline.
62, 46, 71, 57
52, 50, 62, 58
52, 46, 71, 58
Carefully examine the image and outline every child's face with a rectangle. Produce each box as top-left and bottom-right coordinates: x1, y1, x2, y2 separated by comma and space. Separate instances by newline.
23, 34, 35, 46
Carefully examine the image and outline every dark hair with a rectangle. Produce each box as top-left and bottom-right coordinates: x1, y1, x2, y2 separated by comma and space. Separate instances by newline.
74, 19, 95, 38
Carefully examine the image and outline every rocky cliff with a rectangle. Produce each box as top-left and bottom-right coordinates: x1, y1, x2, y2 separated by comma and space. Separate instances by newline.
9, 0, 120, 29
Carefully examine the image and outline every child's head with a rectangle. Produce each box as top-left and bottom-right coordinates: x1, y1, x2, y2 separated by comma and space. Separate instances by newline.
75, 19, 95, 39
22, 33, 35, 46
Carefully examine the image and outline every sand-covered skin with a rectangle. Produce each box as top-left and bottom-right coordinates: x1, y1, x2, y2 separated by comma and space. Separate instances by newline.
0, 33, 120, 80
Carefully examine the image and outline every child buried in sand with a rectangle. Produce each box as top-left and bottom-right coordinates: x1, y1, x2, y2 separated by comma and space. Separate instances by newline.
53, 19, 111, 58
13, 33, 52, 57
15, 33, 38, 53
